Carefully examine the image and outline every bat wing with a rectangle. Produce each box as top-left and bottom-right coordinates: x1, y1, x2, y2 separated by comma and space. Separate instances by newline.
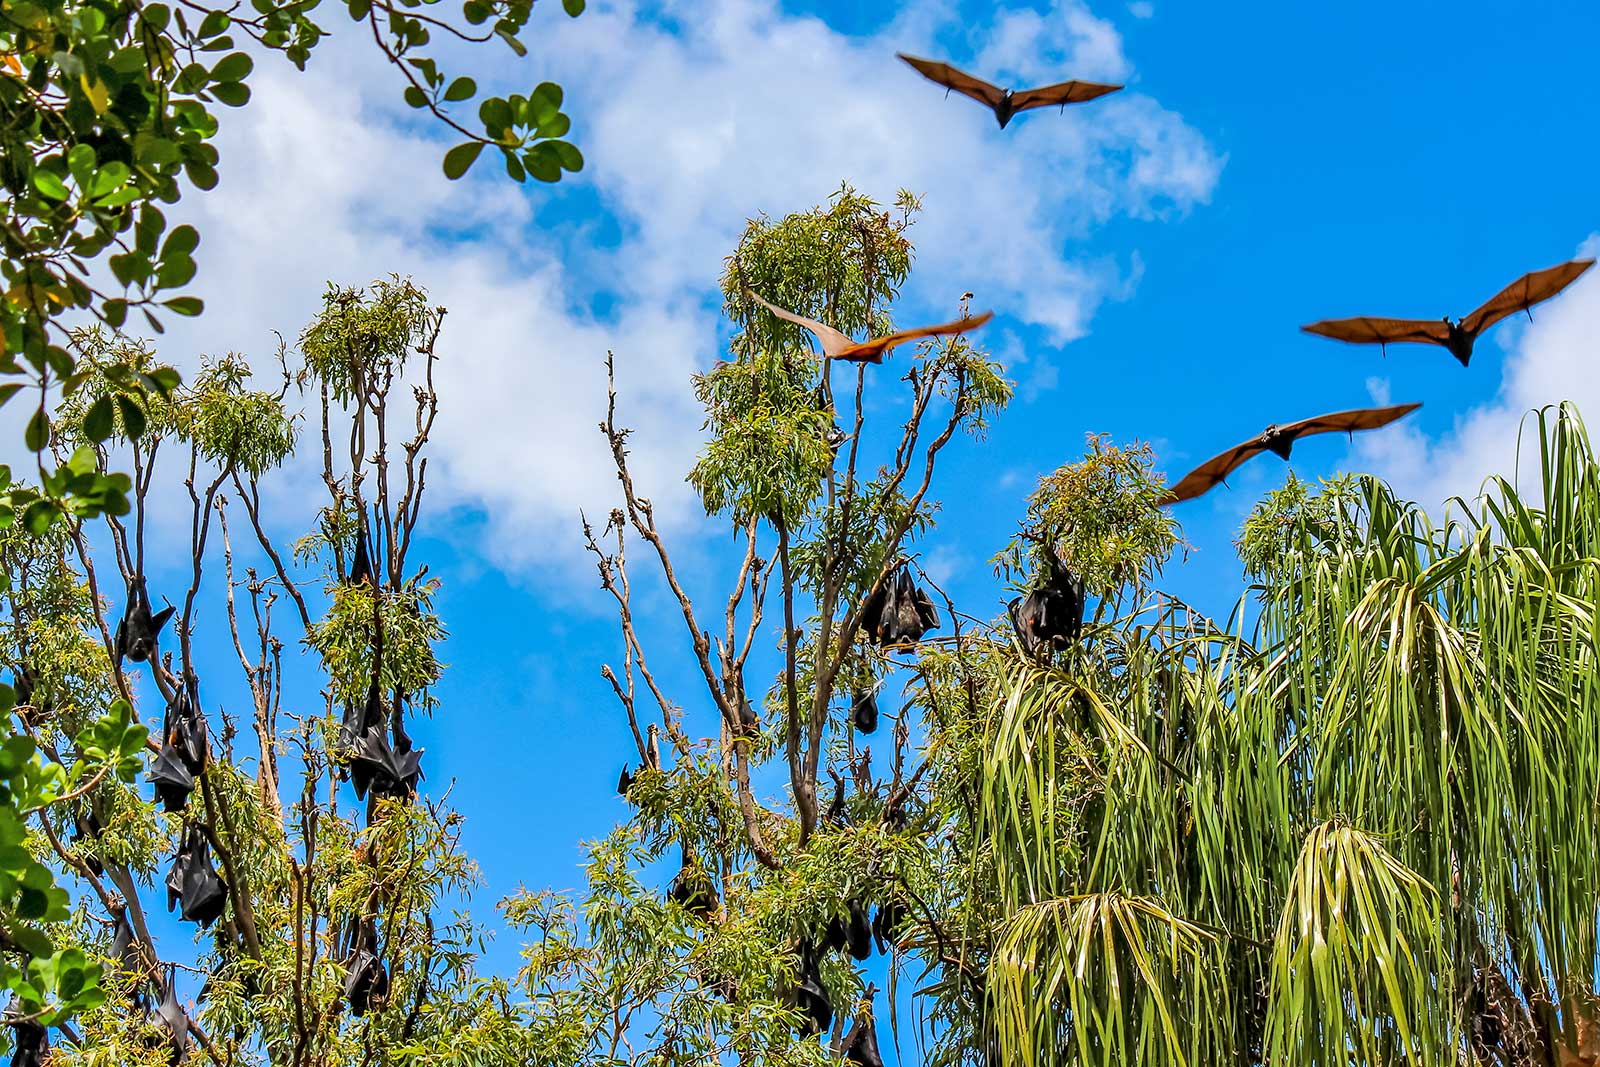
747, 290, 854, 357
1166, 441, 1267, 503
1459, 259, 1595, 335
837, 309, 994, 363
1300, 316, 1452, 346
1011, 79, 1123, 111
896, 54, 1007, 109
1277, 401, 1423, 441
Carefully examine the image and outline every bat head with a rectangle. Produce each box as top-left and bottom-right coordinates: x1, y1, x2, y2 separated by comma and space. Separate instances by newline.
1445, 322, 1474, 366
1260, 426, 1294, 461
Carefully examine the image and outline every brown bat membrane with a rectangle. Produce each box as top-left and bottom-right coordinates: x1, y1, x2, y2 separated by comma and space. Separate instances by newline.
1302, 259, 1594, 366
1166, 402, 1422, 504
897, 53, 1122, 128
747, 290, 992, 364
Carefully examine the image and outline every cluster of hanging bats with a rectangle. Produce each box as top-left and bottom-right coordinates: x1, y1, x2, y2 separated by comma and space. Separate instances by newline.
6, 520, 419, 1065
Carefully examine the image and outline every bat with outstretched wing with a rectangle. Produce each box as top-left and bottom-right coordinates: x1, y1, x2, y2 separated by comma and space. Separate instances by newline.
897, 53, 1121, 128
1302, 259, 1593, 366
747, 290, 992, 364
1166, 402, 1422, 504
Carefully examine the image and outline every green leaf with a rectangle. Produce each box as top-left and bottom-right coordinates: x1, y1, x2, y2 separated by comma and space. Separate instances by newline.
115, 395, 147, 439
479, 97, 512, 134
444, 76, 476, 102
163, 297, 203, 317
31, 171, 70, 201
552, 141, 583, 172
211, 81, 250, 107
563, 0, 585, 13
0, 384, 23, 408
83, 395, 115, 442
24, 409, 49, 452
504, 151, 526, 182
442, 141, 485, 180
404, 85, 429, 109
162, 225, 200, 258
495, 27, 527, 57
210, 52, 253, 82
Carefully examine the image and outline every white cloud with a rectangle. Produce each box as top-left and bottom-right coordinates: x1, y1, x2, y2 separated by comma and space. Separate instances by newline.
1350, 236, 1600, 511
1127, 2, 1155, 18
154, 0, 1222, 574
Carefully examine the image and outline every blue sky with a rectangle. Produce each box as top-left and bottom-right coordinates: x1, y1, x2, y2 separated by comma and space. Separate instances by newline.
19, 0, 1600, 1057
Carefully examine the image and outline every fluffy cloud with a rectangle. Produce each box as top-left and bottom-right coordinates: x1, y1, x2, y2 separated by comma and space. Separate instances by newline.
1350, 235, 1600, 511
155, 0, 1222, 573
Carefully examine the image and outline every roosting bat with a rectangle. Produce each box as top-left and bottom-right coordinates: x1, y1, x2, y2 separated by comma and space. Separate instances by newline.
4, 996, 49, 1067
1009, 548, 1086, 658
851, 689, 879, 734
1166, 402, 1423, 504
115, 578, 175, 665
166, 825, 228, 927
165, 676, 209, 776
347, 522, 374, 587
897, 53, 1122, 128
737, 694, 759, 734
792, 938, 833, 1036
73, 806, 105, 877
153, 975, 191, 1063
846, 899, 873, 961
747, 290, 992, 365
872, 898, 909, 955
842, 1001, 886, 1067
616, 766, 635, 797
669, 845, 719, 921
110, 904, 141, 975
1301, 259, 1594, 366
344, 928, 389, 1018
146, 743, 195, 813
349, 725, 423, 802
865, 566, 941, 648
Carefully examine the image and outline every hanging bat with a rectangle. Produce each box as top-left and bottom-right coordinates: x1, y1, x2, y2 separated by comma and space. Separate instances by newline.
147, 743, 195, 813
669, 844, 719, 921
347, 522, 374, 587
153, 974, 191, 1063
821, 910, 848, 955
846, 898, 873, 961
872, 898, 909, 955
349, 725, 423, 802
1009, 548, 1086, 657
747, 290, 992, 365
1166, 402, 1423, 504
115, 578, 175, 665
165, 825, 228, 927
110, 904, 141, 976
792, 938, 833, 1036
344, 946, 389, 1017
616, 765, 635, 797
876, 567, 941, 647
165, 675, 209, 775
897, 53, 1122, 128
737, 694, 759, 734
4, 996, 50, 1067
851, 689, 879, 734
1302, 259, 1594, 366
73, 806, 105, 877
824, 772, 847, 826
842, 1002, 886, 1067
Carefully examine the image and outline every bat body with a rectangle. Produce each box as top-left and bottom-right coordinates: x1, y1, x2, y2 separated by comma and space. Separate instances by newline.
898, 53, 1122, 128
349, 725, 423, 802
165, 677, 209, 775
166, 825, 228, 927
747, 290, 992, 364
154, 978, 191, 1063
846, 899, 873, 961
863, 565, 941, 648
115, 578, 175, 665
147, 743, 195, 813
348, 523, 374, 586
792, 938, 833, 1035
1302, 260, 1594, 366
344, 947, 389, 1017
1167, 402, 1422, 504
851, 689, 879, 733
842, 1005, 886, 1067
1009, 550, 1086, 658
4, 996, 50, 1067
872, 898, 909, 954
110, 905, 140, 975
669, 849, 719, 921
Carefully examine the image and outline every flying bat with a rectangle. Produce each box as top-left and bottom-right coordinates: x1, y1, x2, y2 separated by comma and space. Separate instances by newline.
1166, 402, 1422, 504
4, 996, 49, 1067
851, 690, 879, 734
747, 290, 992, 365
166, 825, 228, 927
147, 743, 195, 813
1301, 259, 1594, 366
897, 53, 1122, 128
349, 725, 423, 802
842, 1002, 886, 1067
115, 578, 175, 665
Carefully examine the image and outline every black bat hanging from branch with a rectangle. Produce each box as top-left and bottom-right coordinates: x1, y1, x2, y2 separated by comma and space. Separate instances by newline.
747, 290, 992, 365
897, 53, 1122, 128
850, 689, 879, 734
1166, 403, 1422, 504
165, 824, 228, 927
152, 970, 191, 1064
146, 742, 194, 813
4, 996, 50, 1067
791, 937, 833, 1036
164, 674, 209, 776
841, 995, 886, 1067
862, 564, 940, 649
343, 919, 390, 1017
1009, 546, 1086, 659
1301, 259, 1594, 366
115, 577, 175, 665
